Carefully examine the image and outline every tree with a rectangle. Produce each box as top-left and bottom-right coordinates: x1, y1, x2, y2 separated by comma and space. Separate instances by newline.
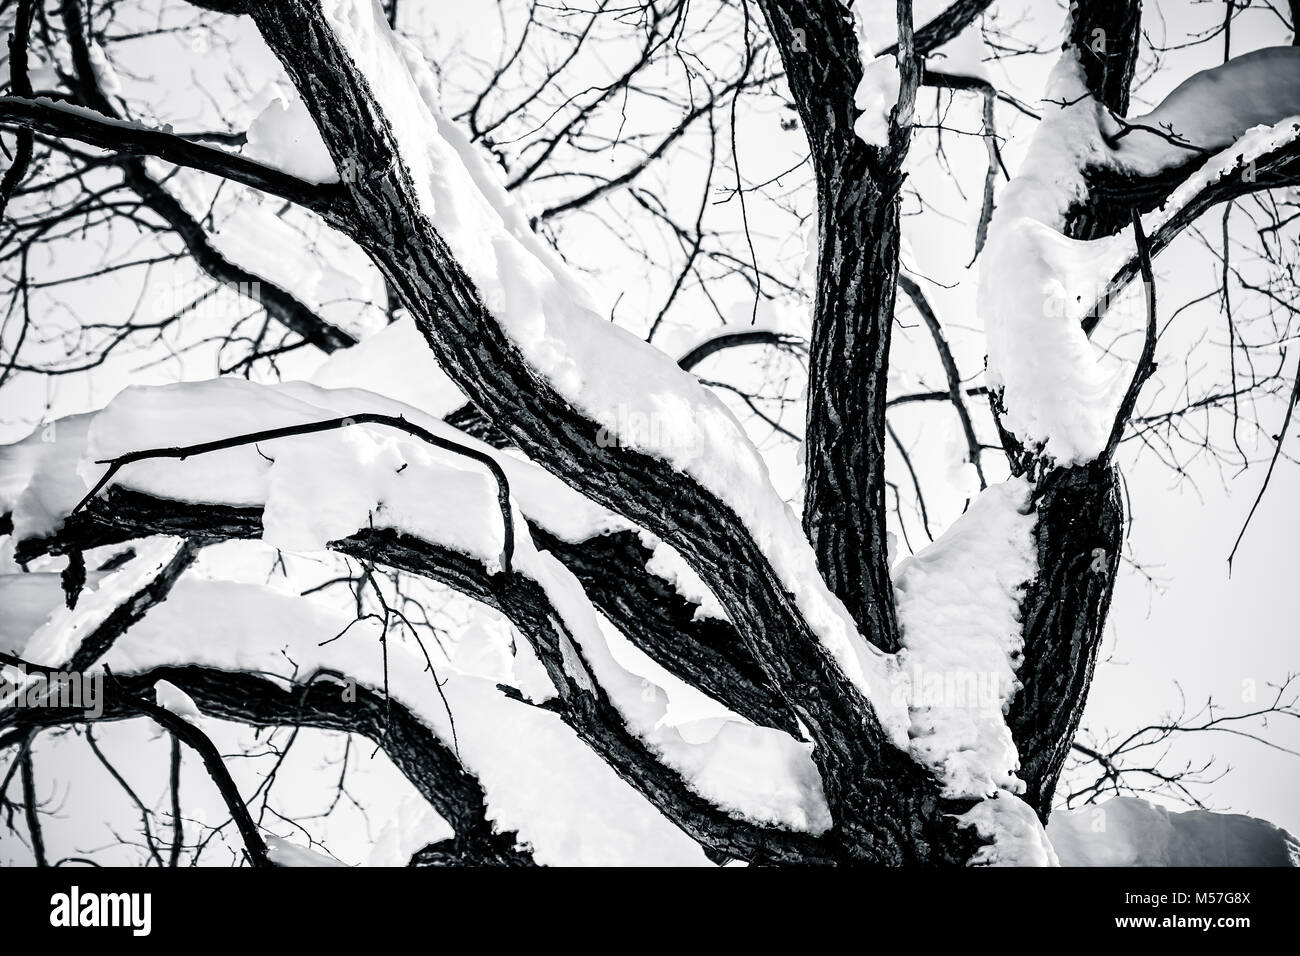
0, 0, 1296, 866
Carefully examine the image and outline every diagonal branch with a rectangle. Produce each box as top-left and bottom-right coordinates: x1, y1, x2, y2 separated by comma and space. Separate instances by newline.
2, 650, 273, 867
50, 0, 356, 354
0, 96, 336, 213
898, 274, 987, 489
236, 0, 935, 858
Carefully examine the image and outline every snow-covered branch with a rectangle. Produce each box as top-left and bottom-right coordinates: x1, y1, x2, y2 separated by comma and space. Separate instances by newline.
981, 45, 1300, 466
0, 96, 334, 212
0, 382, 838, 862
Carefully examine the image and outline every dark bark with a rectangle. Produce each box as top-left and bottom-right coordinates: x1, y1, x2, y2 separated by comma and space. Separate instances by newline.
2, 651, 273, 867
1009, 1, 1299, 818
0, 95, 333, 212
445, 328, 808, 450
1067, 0, 1143, 115
1008, 464, 1124, 817
534, 528, 800, 735
1083, 136, 1300, 333
64, 541, 200, 672
54, 0, 356, 354
17, 486, 845, 864
756, 0, 909, 651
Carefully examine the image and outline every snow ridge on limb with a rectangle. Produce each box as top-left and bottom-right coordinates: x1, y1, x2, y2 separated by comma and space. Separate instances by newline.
0, 379, 799, 740
19, 537, 194, 669
93, 577, 716, 866
844, 0, 902, 148
1109, 47, 1300, 176
893, 479, 1037, 799
893, 480, 1054, 865
1048, 796, 1300, 867
979, 55, 1126, 466
980, 46, 1300, 466
64, 0, 992, 862
1, 379, 623, 559
1088, 115, 1300, 328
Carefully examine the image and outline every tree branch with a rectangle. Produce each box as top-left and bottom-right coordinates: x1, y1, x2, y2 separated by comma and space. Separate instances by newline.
0, 96, 336, 213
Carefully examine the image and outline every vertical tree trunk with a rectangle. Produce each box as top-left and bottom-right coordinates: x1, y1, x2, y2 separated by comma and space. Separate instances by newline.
803, 149, 904, 650
1009, 464, 1124, 816
1001, 0, 1143, 818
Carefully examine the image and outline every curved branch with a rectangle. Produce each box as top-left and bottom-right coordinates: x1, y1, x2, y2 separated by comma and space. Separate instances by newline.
1084, 132, 1300, 334
51, 0, 356, 354
74, 412, 516, 574
0, 0, 37, 221
881, 0, 994, 58
898, 274, 986, 489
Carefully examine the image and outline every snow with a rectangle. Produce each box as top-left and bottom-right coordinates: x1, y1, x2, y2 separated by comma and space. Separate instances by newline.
528, 554, 830, 831
854, 56, 902, 148
265, 835, 350, 867
1113, 47, 1300, 176
845, 1, 901, 148
843, 0, 990, 146
2, 413, 94, 544
957, 789, 1058, 866
87, 42, 122, 97
642, 534, 727, 622
1083, 116, 1300, 313
152, 678, 203, 723
893, 479, 1038, 799
363, 796, 454, 866
1, 376, 828, 836
1049, 797, 1300, 867
70, 380, 507, 568
20, 538, 189, 667
0, 378, 626, 554
243, 91, 340, 184
978, 55, 1126, 465
0, 573, 66, 653
312, 1, 907, 740
981, 47, 1300, 465
145, 163, 385, 339
309, 315, 465, 416
1149, 117, 1300, 227
77, 575, 713, 865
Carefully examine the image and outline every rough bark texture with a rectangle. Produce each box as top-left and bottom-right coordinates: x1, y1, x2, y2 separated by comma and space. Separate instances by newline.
15, 488, 843, 863
1009, 464, 1124, 817
533, 527, 801, 735
756, 0, 906, 651
13, 0, 1295, 867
